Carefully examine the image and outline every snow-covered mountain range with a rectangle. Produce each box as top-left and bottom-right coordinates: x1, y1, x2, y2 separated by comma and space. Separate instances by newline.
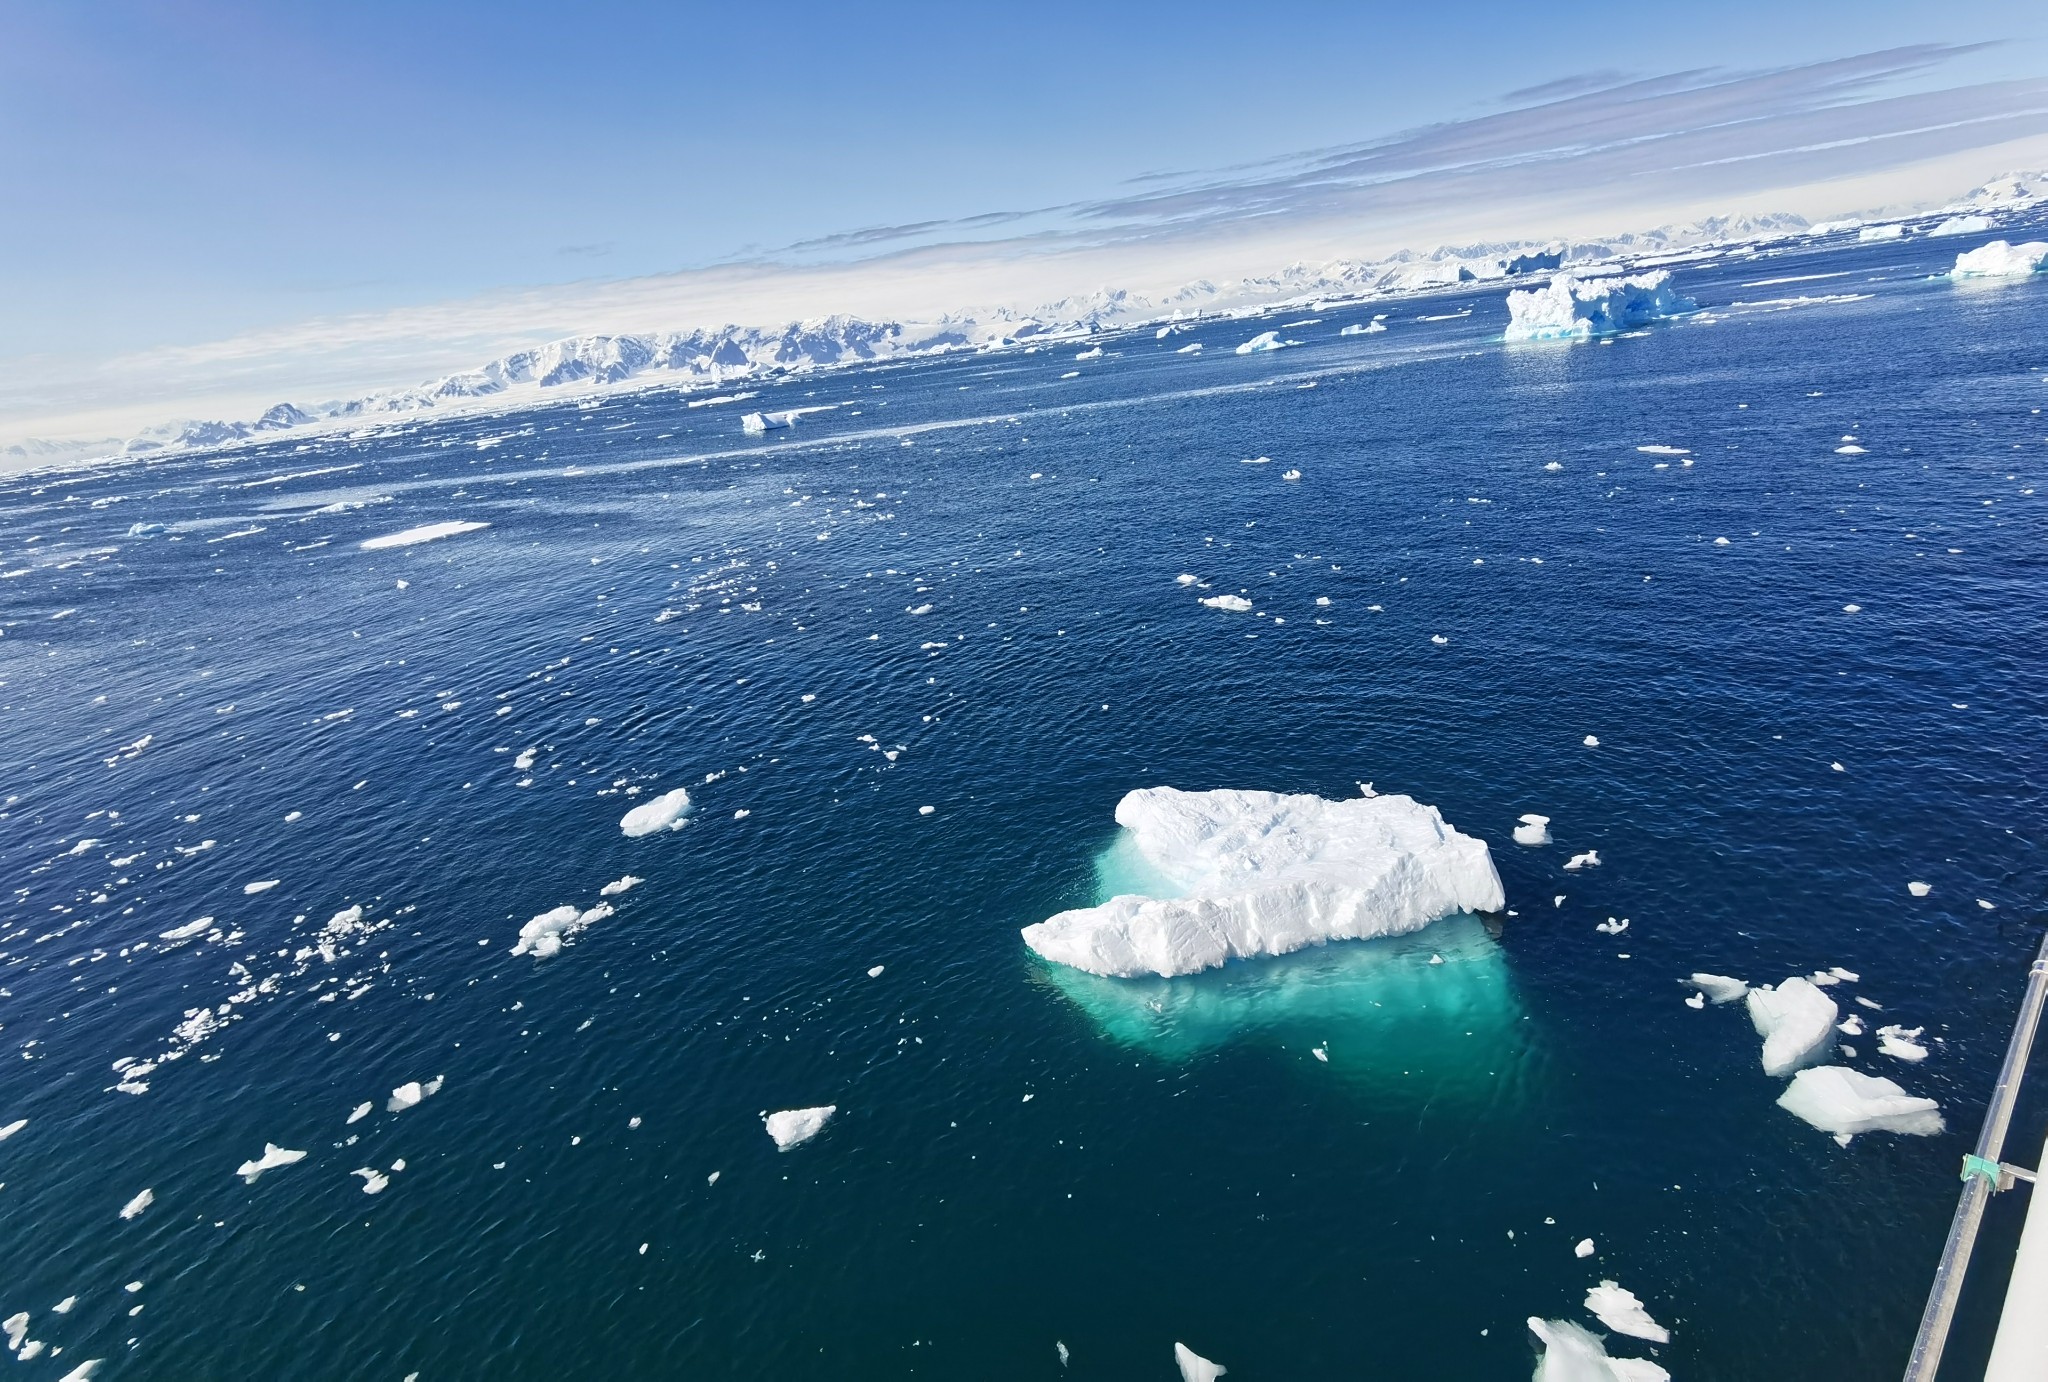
7, 170, 2042, 473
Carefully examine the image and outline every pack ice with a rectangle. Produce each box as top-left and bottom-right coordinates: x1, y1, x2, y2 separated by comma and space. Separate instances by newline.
1504, 272, 1695, 342
1951, 240, 2048, 278
1021, 787, 1504, 978
1777, 1066, 1944, 1140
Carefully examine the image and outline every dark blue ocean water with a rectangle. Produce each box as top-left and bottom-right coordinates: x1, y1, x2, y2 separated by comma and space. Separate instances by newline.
2, 221, 2045, 1381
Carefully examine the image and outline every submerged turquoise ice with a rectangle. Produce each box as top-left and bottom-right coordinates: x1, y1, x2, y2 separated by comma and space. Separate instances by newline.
1, 219, 2046, 1380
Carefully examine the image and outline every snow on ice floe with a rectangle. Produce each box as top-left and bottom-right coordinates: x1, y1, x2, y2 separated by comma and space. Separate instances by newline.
1778, 1066, 1944, 1140
1951, 240, 2048, 278
1585, 1282, 1670, 1344
1175, 1342, 1227, 1382
513, 902, 615, 958
359, 520, 490, 550
1021, 787, 1504, 979
1528, 1318, 1668, 1382
620, 787, 691, 836
387, 1075, 445, 1112
764, 1105, 836, 1150
1504, 271, 1695, 342
235, 1143, 307, 1183
1513, 814, 1551, 846
1747, 978, 1837, 1077
1683, 973, 1749, 1004
1200, 594, 1253, 612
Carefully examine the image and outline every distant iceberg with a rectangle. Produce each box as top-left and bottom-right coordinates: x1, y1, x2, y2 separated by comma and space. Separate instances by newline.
1951, 240, 2048, 278
1858, 224, 1905, 242
1503, 272, 1695, 342
1929, 214, 1992, 237
359, 520, 490, 550
1233, 330, 1288, 355
1021, 787, 1504, 978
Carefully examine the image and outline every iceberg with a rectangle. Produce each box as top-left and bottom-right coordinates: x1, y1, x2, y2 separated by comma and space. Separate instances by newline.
235, 1143, 307, 1183
359, 520, 489, 550
764, 1105, 836, 1150
1746, 978, 1837, 1077
1930, 214, 1992, 237
1021, 787, 1504, 979
1175, 1342, 1226, 1382
1528, 1318, 1668, 1382
1233, 330, 1287, 355
1504, 272, 1695, 342
1951, 240, 2048, 278
1858, 224, 1905, 241
1584, 1282, 1670, 1344
1777, 1065, 1944, 1139
620, 787, 691, 836
513, 901, 615, 958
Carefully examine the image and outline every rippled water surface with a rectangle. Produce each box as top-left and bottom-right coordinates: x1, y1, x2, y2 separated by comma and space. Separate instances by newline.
3, 222, 2046, 1380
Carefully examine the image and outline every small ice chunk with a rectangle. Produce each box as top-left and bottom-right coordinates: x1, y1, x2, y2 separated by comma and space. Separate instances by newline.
51, 1299, 74, 1315
347, 1102, 373, 1124
3, 1315, 24, 1352
1575, 1238, 1595, 1258
0, 1118, 26, 1141
1595, 917, 1629, 935
1747, 978, 1839, 1077
1838, 1014, 1866, 1036
764, 1105, 836, 1150
1233, 330, 1286, 354
1176, 574, 1199, 585
1585, 1281, 1670, 1343
56, 1362, 103, 1381
1528, 1318, 1668, 1382
1512, 814, 1551, 846
867, 965, 885, 978
919, 805, 936, 816
243, 879, 280, 895
1431, 634, 1448, 645
120, 1188, 154, 1220
353, 1167, 390, 1194
1828, 967, 1859, 983
513, 901, 615, 958
1980, 899, 1997, 911
1907, 881, 1931, 897
1563, 850, 1600, 870
1544, 461, 1564, 472
1058, 1341, 1070, 1367
1311, 1046, 1328, 1062
1877, 1025, 1929, 1062
1583, 735, 1599, 747
359, 520, 489, 550
1777, 1065, 1944, 1138
236, 1143, 307, 1183
599, 875, 643, 897
1685, 973, 1750, 1004
621, 788, 692, 837
1200, 594, 1253, 612
1175, 1342, 1227, 1382
514, 747, 537, 770
1684, 992, 1705, 1009
387, 1075, 445, 1112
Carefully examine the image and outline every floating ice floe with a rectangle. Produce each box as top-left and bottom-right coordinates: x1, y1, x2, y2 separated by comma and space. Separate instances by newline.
359, 521, 489, 550
1877, 1024, 1929, 1062
1585, 1281, 1670, 1343
1747, 978, 1837, 1077
119, 1188, 154, 1220
599, 875, 643, 897
1075, 346, 1103, 360
236, 1143, 307, 1183
1513, 814, 1551, 846
1563, 851, 1600, 870
1777, 1065, 1944, 1141
1583, 735, 1600, 747
1595, 917, 1629, 935
1339, 318, 1388, 335
620, 788, 692, 836
1175, 1342, 1227, 1382
387, 1075, 445, 1112
243, 879, 279, 895
1907, 881, 1931, 897
513, 901, 615, 958
1200, 594, 1253, 612
1504, 271, 1695, 342
1951, 240, 2048, 278
347, 1101, 373, 1124
1574, 1238, 1596, 1258
353, 1166, 390, 1193
1282, 469, 1302, 481
1020, 786, 1504, 979
1683, 973, 1749, 1004
764, 1105, 836, 1150
1528, 1318, 1668, 1382
1234, 331, 1288, 354
867, 965, 885, 978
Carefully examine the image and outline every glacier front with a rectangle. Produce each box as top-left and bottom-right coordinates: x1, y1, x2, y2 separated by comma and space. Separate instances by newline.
1021, 787, 1504, 978
1504, 271, 1695, 342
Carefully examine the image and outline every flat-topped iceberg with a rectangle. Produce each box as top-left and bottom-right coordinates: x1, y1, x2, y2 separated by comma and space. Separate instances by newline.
1951, 240, 2048, 278
1504, 272, 1695, 342
1777, 1065, 1944, 1140
1022, 787, 1504, 978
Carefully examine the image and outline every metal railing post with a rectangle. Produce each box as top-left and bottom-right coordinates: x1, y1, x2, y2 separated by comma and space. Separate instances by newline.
1902, 929, 2048, 1382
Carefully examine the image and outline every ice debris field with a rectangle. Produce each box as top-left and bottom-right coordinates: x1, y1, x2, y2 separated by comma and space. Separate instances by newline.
0, 199, 2045, 1379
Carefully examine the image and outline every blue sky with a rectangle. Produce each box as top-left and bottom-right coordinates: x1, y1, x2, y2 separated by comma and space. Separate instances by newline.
4, 2, 2046, 438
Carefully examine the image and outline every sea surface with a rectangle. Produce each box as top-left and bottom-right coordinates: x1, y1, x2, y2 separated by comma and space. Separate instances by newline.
2, 219, 2046, 1380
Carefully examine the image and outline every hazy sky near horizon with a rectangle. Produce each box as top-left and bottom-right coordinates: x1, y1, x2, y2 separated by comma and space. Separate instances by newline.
4, 1, 2047, 438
